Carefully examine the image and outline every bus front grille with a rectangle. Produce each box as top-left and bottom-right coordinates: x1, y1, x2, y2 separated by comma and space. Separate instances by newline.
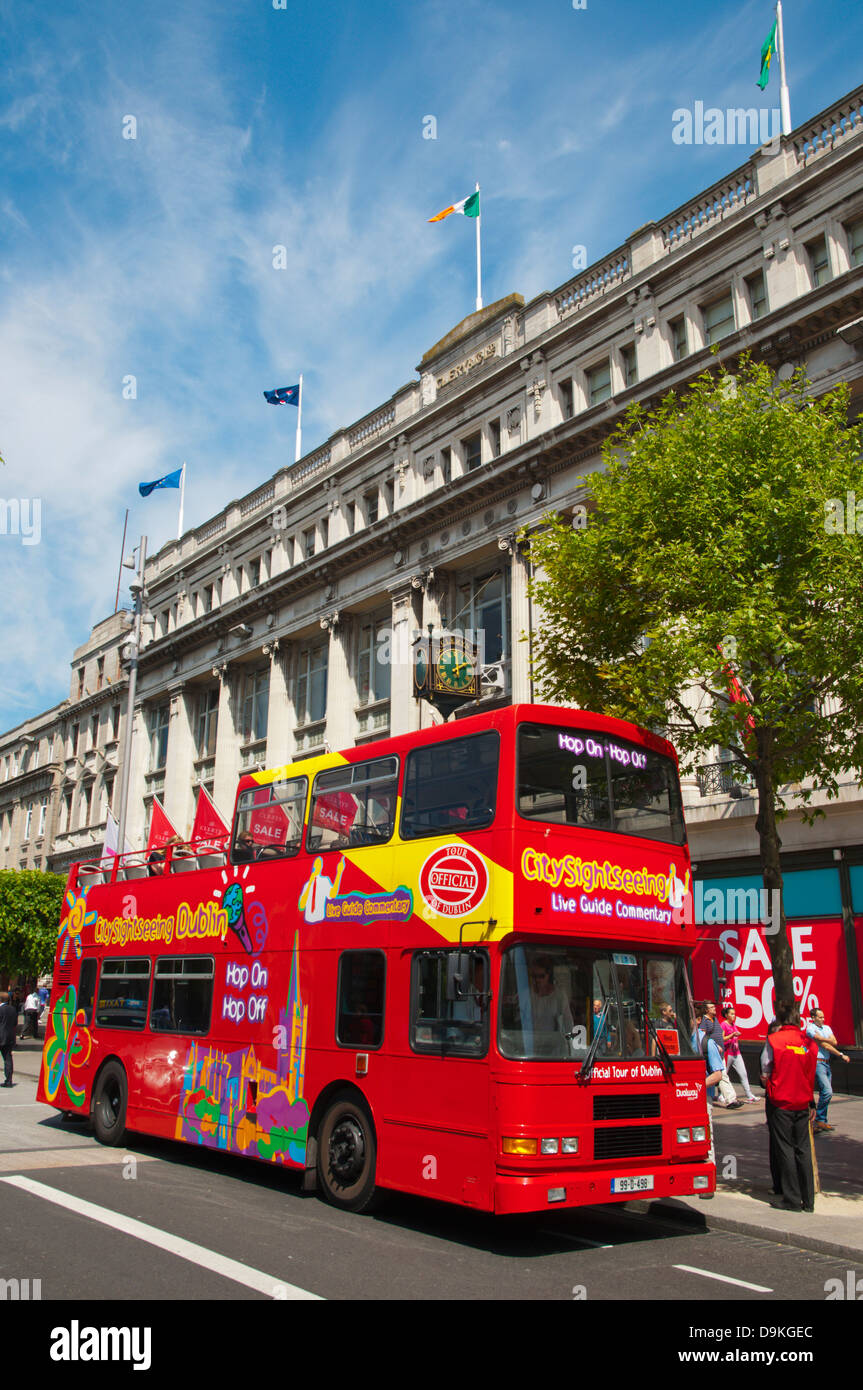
594, 1125, 662, 1159
593, 1094, 661, 1121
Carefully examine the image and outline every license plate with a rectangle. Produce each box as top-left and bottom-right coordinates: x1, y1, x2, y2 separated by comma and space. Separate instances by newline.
611, 1175, 654, 1194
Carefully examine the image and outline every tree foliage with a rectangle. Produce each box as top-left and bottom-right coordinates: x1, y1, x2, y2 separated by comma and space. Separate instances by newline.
0, 870, 65, 978
528, 355, 863, 1003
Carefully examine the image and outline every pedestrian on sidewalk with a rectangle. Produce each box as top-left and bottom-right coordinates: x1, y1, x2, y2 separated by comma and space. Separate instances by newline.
760, 1000, 818, 1213
697, 1002, 741, 1109
805, 1008, 850, 1134
721, 1005, 757, 1102
0, 991, 16, 1086
21, 987, 41, 1040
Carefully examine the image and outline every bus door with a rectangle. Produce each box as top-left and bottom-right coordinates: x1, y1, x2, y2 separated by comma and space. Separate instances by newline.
382, 947, 493, 1208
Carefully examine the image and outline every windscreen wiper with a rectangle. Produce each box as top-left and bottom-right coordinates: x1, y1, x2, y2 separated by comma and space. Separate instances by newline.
577, 1000, 611, 1082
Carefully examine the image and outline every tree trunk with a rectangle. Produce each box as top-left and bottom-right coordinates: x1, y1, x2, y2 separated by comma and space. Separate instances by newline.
753, 737, 794, 1008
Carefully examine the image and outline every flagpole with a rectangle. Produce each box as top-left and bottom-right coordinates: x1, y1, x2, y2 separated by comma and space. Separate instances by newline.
475, 183, 482, 312
295, 375, 303, 463
177, 463, 186, 541
776, 1, 791, 136
114, 509, 129, 614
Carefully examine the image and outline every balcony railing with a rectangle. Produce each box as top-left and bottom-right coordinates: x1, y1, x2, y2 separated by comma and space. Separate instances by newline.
696, 761, 754, 798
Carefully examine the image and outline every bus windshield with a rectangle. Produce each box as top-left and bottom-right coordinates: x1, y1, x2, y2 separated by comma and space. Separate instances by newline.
517, 723, 686, 845
498, 944, 696, 1061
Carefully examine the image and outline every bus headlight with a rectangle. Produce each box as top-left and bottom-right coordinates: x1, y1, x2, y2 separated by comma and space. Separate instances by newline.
691, 1127, 707, 1143
676, 1128, 691, 1143
561, 1137, 579, 1154
541, 1138, 559, 1155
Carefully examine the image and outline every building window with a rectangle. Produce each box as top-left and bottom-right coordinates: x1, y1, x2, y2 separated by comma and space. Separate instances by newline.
357, 613, 391, 710
148, 703, 170, 771
347, 501, 357, 535
248, 557, 261, 588
745, 270, 768, 320
102, 778, 114, 820
384, 479, 395, 515
295, 643, 328, 727
96, 657, 105, 690
456, 568, 510, 671
196, 687, 219, 759
80, 783, 94, 828
846, 217, 863, 268
806, 236, 831, 288
587, 360, 611, 406
364, 491, 379, 526
621, 343, 638, 387
23, 803, 33, 840
670, 315, 688, 362
559, 377, 574, 420
463, 432, 482, 472
489, 418, 502, 458
302, 527, 316, 560
70, 723, 80, 758
111, 704, 121, 741
441, 448, 452, 485
62, 791, 73, 834
76, 668, 85, 699
38, 798, 48, 838
702, 292, 735, 345
241, 669, 269, 745
320, 516, 329, 549
90, 713, 99, 749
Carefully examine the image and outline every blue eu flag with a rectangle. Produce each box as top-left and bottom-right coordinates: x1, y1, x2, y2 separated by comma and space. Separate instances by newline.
139, 468, 183, 497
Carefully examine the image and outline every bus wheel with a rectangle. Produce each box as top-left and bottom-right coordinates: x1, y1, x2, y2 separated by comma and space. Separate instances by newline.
92, 1062, 128, 1146
316, 1093, 379, 1214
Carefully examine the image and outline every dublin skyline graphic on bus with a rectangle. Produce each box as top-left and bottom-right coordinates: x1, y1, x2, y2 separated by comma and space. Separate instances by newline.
176, 933, 309, 1166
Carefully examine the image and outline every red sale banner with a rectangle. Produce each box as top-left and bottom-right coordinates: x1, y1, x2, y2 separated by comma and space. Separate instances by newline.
693, 918, 855, 1045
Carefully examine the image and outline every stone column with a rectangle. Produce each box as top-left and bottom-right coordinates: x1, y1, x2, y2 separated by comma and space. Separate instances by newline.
322, 613, 356, 751
163, 684, 196, 837
265, 642, 294, 768
505, 538, 532, 704
388, 579, 422, 737
213, 666, 242, 816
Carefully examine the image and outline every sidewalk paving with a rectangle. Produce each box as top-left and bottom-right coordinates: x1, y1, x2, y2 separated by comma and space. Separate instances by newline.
6, 1040, 862, 1259
639, 1092, 863, 1262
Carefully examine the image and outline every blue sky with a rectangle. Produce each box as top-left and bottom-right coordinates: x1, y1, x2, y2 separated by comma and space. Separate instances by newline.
1, 0, 861, 730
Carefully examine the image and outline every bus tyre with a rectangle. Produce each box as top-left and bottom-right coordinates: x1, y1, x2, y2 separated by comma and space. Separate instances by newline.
317, 1093, 379, 1214
92, 1062, 128, 1146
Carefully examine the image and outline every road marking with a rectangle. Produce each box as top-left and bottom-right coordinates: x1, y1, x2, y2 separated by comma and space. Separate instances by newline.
673, 1264, 772, 1292
1, 1174, 322, 1300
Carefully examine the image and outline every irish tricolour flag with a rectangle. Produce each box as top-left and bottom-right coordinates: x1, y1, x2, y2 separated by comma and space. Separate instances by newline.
428, 190, 480, 223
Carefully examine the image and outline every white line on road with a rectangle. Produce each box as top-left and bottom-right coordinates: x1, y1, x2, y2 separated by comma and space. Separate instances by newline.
1, 1174, 322, 1300
673, 1263, 773, 1292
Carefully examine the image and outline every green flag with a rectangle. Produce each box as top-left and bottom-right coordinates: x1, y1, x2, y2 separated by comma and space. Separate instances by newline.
758, 17, 777, 90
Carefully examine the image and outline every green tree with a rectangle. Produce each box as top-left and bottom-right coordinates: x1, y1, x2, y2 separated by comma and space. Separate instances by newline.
0, 870, 66, 979
528, 355, 863, 1007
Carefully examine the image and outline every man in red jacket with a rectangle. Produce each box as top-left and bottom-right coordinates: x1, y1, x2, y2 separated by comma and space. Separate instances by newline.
760, 1000, 819, 1212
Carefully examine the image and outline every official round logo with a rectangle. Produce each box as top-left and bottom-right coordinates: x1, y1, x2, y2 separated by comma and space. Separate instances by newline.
418, 844, 489, 918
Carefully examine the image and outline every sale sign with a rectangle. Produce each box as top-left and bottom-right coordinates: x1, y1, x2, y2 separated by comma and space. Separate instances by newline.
693, 918, 854, 1044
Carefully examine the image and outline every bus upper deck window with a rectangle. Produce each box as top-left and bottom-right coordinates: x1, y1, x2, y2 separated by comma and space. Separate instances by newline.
401, 732, 499, 840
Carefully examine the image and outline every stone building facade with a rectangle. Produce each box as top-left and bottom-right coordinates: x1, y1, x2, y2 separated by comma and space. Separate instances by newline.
3, 85, 863, 1047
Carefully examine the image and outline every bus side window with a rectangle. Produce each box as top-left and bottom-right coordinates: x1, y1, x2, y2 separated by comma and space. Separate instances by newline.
150, 958, 215, 1035
401, 732, 499, 839
78, 958, 98, 1026
336, 951, 385, 1048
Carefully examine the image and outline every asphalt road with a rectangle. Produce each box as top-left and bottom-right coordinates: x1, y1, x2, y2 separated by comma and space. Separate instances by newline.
1, 1063, 859, 1369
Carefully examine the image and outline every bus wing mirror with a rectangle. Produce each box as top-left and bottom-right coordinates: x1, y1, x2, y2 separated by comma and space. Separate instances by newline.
446, 953, 472, 1002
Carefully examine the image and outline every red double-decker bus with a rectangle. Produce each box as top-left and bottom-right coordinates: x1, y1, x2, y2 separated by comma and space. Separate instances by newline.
38, 704, 714, 1214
